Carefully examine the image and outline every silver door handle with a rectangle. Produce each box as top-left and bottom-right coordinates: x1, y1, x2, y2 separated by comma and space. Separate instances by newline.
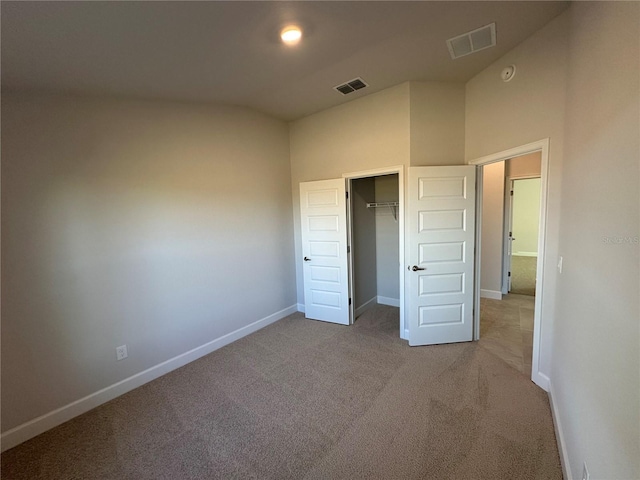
411, 265, 425, 271
304, 257, 311, 262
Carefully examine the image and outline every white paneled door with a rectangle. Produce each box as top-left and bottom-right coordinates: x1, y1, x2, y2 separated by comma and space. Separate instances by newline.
407, 166, 476, 346
300, 179, 350, 325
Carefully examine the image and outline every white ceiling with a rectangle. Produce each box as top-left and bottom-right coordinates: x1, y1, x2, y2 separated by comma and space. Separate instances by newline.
1, 1, 569, 121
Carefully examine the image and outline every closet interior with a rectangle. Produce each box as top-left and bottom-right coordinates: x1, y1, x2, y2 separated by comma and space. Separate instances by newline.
350, 174, 400, 319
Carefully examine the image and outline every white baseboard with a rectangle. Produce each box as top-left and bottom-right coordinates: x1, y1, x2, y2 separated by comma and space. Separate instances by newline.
403, 328, 409, 340
548, 380, 571, 480
513, 252, 538, 257
480, 289, 503, 300
533, 371, 550, 392
0, 304, 298, 453
297, 303, 305, 313
377, 296, 400, 307
355, 296, 377, 317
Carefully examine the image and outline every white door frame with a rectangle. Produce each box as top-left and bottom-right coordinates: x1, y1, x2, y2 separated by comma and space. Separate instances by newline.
502, 176, 513, 294
470, 139, 550, 390
343, 165, 405, 338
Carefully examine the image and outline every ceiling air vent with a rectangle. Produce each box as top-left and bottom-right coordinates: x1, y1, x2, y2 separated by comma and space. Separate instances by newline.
334, 77, 368, 95
447, 23, 496, 59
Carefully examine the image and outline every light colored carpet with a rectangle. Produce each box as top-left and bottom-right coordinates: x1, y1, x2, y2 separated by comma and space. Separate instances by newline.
510, 255, 537, 296
1, 305, 561, 479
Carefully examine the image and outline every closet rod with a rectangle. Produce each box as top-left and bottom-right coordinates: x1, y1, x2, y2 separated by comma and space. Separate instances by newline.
366, 201, 399, 221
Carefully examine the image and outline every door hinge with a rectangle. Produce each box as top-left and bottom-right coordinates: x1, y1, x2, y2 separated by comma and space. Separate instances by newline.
508, 271, 511, 277
347, 246, 350, 253
509, 231, 512, 237
510, 190, 514, 196
346, 191, 349, 199
349, 298, 352, 305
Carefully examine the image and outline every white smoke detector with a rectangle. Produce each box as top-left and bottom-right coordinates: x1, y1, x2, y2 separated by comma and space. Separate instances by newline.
501, 65, 516, 82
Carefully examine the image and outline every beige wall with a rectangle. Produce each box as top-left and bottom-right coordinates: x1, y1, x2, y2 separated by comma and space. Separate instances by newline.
551, 3, 639, 479
290, 83, 411, 305
290, 83, 411, 183
1, 92, 295, 432
508, 152, 542, 178
290, 81, 466, 306
480, 161, 505, 294
409, 82, 466, 166
465, 11, 569, 379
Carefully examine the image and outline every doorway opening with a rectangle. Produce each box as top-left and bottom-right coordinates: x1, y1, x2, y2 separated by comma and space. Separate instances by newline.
349, 174, 400, 317
478, 152, 542, 376
506, 175, 541, 296
344, 166, 405, 337
471, 140, 549, 390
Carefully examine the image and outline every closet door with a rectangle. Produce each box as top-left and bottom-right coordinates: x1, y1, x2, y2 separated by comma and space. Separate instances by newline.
406, 166, 476, 345
300, 179, 350, 325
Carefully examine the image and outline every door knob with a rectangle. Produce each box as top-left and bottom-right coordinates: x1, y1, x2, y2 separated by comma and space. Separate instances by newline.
412, 265, 425, 271
304, 257, 311, 262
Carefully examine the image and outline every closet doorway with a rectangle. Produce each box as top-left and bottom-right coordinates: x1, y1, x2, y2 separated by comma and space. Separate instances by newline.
344, 166, 405, 336
349, 174, 399, 316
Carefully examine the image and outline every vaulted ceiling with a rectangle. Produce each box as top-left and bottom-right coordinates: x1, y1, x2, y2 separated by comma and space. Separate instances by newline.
1, 1, 569, 121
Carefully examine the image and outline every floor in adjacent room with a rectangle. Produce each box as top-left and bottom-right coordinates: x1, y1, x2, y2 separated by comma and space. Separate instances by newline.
479, 293, 535, 376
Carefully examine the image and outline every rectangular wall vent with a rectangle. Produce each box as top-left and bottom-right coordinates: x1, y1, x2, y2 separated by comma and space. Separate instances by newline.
334, 77, 369, 95
446, 23, 496, 59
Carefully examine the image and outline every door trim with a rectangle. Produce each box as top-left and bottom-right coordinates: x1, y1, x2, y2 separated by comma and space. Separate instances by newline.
469, 139, 550, 391
343, 165, 405, 339
502, 178, 512, 294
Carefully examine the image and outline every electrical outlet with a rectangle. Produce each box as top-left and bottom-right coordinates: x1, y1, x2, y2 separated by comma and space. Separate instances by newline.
116, 345, 128, 361
582, 462, 590, 480
557, 256, 563, 274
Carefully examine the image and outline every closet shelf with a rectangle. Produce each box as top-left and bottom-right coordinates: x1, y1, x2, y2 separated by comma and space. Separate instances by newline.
366, 201, 399, 221
366, 202, 399, 208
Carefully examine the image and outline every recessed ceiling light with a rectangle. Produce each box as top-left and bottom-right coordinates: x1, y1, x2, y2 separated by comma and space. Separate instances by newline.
281, 26, 302, 46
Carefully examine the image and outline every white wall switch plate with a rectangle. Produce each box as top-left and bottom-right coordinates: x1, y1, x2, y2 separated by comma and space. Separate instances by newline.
116, 344, 128, 361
